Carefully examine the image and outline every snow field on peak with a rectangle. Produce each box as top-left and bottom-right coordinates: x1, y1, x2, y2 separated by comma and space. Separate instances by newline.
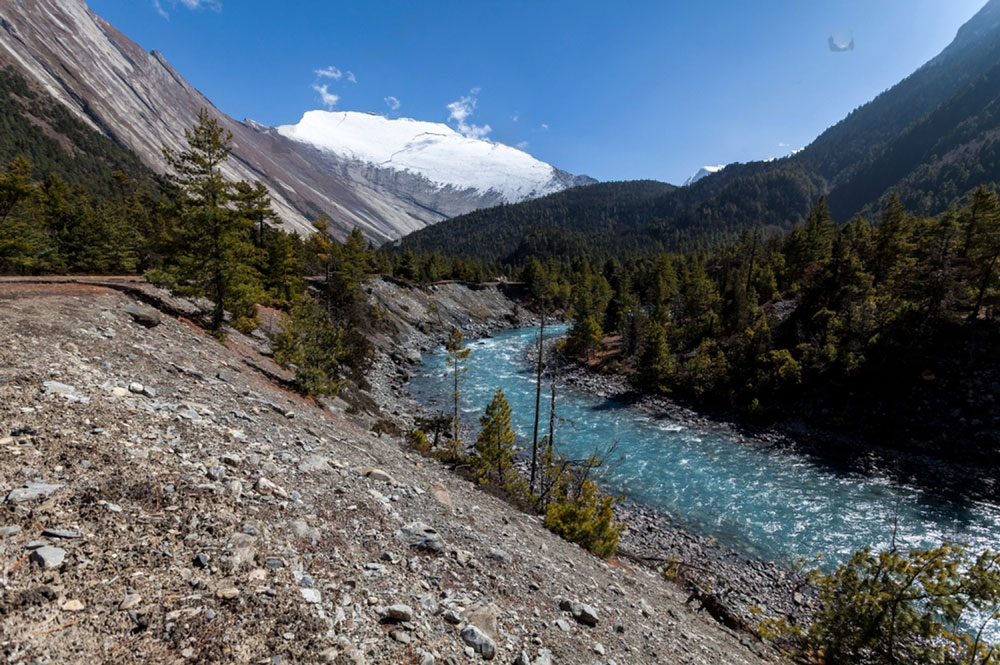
277, 110, 564, 202
684, 165, 727, 186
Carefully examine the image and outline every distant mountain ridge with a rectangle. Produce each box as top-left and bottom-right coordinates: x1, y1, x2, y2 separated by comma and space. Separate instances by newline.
397, 0, 1000, 262
683, 165, 726, 187
0, 0, 593, 242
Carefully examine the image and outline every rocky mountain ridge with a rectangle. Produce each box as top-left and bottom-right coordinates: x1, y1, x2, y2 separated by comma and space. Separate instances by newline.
0, 0, 592, 243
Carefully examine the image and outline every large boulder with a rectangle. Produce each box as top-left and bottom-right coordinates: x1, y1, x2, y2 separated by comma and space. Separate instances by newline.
124, 302, 162, 328
396, 521, 446, 553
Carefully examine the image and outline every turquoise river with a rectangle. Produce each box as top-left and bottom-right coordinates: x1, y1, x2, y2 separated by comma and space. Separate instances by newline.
407, 325, 1000, 568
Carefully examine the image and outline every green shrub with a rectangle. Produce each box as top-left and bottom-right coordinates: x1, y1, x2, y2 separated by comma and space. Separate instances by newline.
273, 296, 347, 396
544, 477, 621, 559
764, 542, 1000, 665
474, 389, 516, 486
564, 315, 603, 360
407, 429, 431, 453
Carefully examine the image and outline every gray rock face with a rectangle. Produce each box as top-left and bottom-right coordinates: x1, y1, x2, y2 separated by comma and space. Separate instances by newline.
486, 548, 512, 566
298, 454, 330, 473
463, 603, 500, 641
385, 604, 415, 622
30, 546, 66, 569
533, 649, 554, 665
362, 467, 397, 485
255, 477, 288, 498
460, 624, 496, 660
120, 593, 142, 610
396, 522, 445, 553
575, 604, 600, 627
6, 482, 63, 503
42, 381, 76, 395
560, 599, 599, 627
41, 528, 82, 539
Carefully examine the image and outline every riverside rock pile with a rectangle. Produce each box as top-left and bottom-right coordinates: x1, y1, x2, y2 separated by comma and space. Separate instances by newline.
0, 280, 783, 664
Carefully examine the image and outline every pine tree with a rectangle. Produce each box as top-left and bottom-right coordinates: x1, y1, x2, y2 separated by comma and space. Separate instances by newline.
677, 259, 721, 344
258, 228, 304, 307
0, 156, 44, 273
327, 227, 375, 322
638, 320, 674, 392
233, 180, 279, 249
648, 255, 679, 319
914, 208, 960, 320
162, 109, 260, 334
303, 217, 335, 285
544, 475, 620, 559
784, 196, 835, 283
961, 186, 1000, 320
604, 269, 638, 335
768, 543, 1000, 665
0, 155, 35, 226
565, 314, 603, 361
474, 389, 516, 487
870, 193, 914, 289
273, 295, 347, 396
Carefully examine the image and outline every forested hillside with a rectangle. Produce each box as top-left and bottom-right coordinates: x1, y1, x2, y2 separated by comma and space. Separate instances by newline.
394, 1, 1000, 266
531, 192, 1000, 470
391, 164, 827, 267
0, 67, 155, 197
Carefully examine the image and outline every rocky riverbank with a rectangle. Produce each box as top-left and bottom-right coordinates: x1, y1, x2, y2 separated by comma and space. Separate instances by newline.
536, 341, 813, 630
544, 340, 1000, 631
362, 284, 811, 635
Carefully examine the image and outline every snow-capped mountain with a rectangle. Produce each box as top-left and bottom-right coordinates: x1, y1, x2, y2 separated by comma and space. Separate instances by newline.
683, 165, 727, 186
0, 0, 593, 242
278, 111, 590, 204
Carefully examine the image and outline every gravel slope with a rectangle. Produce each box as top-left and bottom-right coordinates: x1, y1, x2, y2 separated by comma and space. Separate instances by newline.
0, 280, 784, 664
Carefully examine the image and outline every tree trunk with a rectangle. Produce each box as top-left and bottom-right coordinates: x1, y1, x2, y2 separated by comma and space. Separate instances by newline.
549, 356, 557, 453
453, 358, 460, 442
530, 314, 544, 491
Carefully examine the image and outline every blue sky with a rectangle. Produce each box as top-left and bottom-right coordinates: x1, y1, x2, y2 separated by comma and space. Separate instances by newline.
88, 0, 987, 185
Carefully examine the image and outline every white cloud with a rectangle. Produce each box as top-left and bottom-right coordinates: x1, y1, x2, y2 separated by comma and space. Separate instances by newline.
315, 67, 355, 83
384, 96, 401, 112
540, 123, 549, 130
446, 88, 492, 139
315, 66, 342, 80
312, 84, 339, 109
152, 0, 220, 18
511, 112, 520, 122
516, 141, 529, 150
179, 0, 221, 8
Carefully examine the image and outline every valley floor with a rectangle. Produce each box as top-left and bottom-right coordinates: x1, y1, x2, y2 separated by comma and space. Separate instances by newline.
0, 279, 784, 665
